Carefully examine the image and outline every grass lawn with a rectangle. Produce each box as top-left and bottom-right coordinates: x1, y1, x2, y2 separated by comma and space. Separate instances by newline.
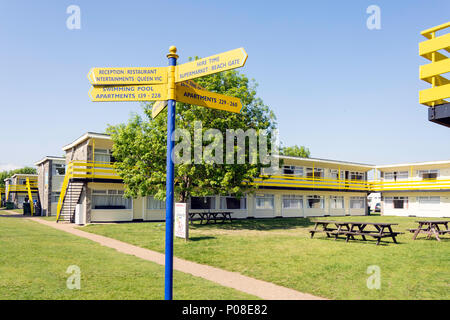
81, 215, 450, 300
0, 216, 256, 300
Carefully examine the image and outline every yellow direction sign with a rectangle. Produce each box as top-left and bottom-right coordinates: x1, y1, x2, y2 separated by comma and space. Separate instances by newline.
88, 67, 167, 85
152, 100, 168, 118
176, 48, 248, 83
176, 84, 242, 113
151, 80, 206, 118
89, 84, 167, 102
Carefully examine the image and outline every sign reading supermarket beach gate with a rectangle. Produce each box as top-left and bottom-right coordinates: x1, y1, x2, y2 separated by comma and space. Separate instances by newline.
89, 84, 167, 102
88, 67, 168, 85
175, 48, 248, 82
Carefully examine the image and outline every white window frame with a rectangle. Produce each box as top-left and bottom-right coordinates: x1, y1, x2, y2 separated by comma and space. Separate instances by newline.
350, 196, 366, 209
220, 195, 247, 210
147, 195, 165, 210
282, 195, 303, 209
282, 165, 303, 176
330, 196, 344, 209
306, 195, 324, 209
92, 189, 132, 210
384, 196, 408, 209
255, 194, 274, 210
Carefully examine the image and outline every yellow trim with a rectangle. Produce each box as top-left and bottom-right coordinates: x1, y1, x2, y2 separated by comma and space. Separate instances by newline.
26, 178, 34, 216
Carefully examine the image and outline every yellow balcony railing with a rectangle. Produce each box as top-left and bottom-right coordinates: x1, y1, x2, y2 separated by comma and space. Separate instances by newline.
254, 175, 370, 191
419, 22, 450, 107
370, 178, 450, 191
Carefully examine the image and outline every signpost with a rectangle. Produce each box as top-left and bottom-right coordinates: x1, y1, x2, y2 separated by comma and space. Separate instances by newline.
88, 46, 247, 300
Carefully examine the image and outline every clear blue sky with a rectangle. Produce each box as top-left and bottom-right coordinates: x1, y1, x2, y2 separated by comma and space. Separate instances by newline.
0, 0, 449, 170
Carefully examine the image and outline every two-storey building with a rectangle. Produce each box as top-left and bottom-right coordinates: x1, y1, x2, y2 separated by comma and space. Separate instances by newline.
4, 173, 39, 209
56, 132, 373, 223
374, 160, 450, 217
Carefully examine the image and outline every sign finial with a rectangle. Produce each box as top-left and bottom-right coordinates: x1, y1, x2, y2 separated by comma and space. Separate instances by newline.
167, 46, 178, 59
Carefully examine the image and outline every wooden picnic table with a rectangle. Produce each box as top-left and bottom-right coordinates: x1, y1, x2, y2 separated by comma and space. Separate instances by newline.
310, 221, 403, 245
408, 220, 450, 241
189, 211, 233, 225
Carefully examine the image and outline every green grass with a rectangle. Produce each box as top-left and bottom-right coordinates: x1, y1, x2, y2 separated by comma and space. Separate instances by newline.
81, 215, 450, 300
0, 216, 256, 300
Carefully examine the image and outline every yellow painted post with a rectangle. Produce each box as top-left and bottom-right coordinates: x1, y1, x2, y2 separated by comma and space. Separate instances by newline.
338, 166, 341, 190
26, 178, 34, 216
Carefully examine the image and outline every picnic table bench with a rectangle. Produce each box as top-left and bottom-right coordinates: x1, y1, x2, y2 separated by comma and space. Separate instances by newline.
189, 211, 233, 225
310, 221, 403, 245
408, 220, 450, 241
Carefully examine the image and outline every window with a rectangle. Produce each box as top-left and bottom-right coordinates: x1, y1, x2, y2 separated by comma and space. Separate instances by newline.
384, 171, 408, 181
18, 178, 26, 185
384, 197, 408, 209
53, 163, 66, 175
51, 192, 61, 203
418, 196, 440, 210
94, 149, 112, 164
255, 194, 274, 210
147, 196, 165, 210
190, 196, 216, 210
330, 196, 344, 209
220, 196, 247, 210
330, 170, 344, 180
282, 195, 303, 209
282, 166, 303, 176
418, 170, 439, 180
350, 172, 364, 181
306, 168, 323, 178
350, 197, 366, 209
92, 189, 132, 209
306, 195, 324, 209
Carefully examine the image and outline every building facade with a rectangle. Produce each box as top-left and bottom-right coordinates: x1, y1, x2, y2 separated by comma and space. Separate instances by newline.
374, 161, 450, 218
35, 156, 66, 216
4, 174, 39, 209
55, 132, 373, 223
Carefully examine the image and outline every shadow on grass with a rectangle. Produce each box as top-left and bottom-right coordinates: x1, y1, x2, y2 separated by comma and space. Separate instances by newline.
190, 217, 316, 231
312, 235, 404, 246
188, 236, 216, 242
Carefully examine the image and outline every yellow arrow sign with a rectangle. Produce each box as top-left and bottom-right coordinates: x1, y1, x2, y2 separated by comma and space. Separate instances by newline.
89, 84, 167, 102
176, 48, 248, 83
88, 67, 167, 85
152, 80, 206, 118
152, 100, 168, 118
176, 84, 243, 113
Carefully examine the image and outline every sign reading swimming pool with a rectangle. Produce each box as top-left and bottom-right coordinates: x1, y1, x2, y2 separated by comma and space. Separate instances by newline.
89, 84, 167, 102
88, 67, 168, 85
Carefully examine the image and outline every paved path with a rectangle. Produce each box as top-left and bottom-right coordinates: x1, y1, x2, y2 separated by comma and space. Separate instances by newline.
3, 211, 325, 300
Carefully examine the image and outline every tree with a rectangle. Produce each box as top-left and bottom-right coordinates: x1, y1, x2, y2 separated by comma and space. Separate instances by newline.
107, 69, 277, 202
280, 145, 310, 158
0, 167, 37, 188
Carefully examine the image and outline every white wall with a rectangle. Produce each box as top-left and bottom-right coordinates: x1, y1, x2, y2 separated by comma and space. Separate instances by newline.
382, 192, 450, 218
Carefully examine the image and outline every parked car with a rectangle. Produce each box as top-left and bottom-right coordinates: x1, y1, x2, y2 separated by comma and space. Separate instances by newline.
375, 203, 381, 212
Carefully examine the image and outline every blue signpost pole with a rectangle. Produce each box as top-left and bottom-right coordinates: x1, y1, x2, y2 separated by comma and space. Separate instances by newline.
164, 46, 178, 300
